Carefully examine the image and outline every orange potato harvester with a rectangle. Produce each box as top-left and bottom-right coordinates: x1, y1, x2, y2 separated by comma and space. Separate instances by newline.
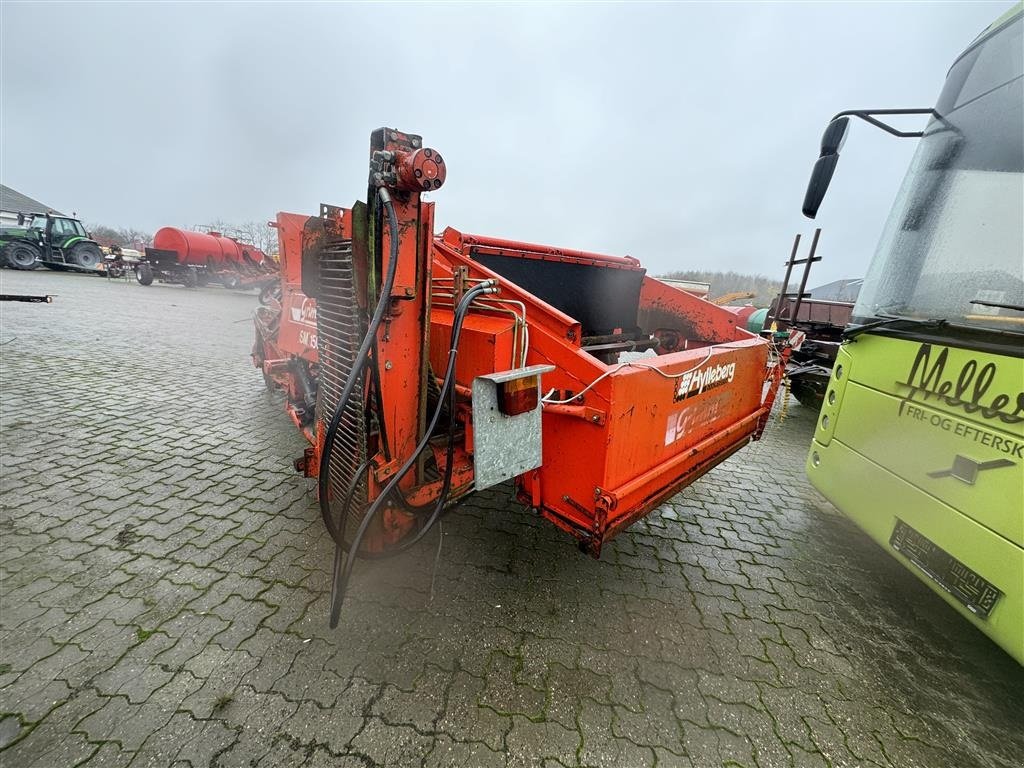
253, 128, 789, 622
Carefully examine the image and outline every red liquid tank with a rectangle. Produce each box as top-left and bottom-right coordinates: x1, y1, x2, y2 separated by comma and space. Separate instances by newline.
152, 227, 268, 267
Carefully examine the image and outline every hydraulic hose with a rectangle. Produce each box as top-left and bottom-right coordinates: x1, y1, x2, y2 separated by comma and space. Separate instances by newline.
329, 281, 496, 627
318, 187, 401, 546
357, 317, 467, 553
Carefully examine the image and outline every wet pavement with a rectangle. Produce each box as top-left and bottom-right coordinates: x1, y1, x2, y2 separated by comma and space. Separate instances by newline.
1, 268, 1022, 768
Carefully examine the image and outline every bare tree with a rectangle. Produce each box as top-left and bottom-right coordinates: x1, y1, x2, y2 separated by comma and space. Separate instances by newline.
232, 220, 276, 256
116, 227, 153, 249
197, 218, 233, 235
87, 224, 126, 247
85, 223, 153, 250
197, 218, 276, 256
659, 269, 781, 308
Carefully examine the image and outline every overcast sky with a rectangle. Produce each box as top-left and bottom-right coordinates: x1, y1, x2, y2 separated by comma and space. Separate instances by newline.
1, 1, 1012, 284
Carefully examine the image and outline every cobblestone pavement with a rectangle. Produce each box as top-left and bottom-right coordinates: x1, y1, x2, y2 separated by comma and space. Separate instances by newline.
1, 269, 1022, 768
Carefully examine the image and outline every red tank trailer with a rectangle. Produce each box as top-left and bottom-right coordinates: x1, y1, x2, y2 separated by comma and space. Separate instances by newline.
254, 127, 792, 625
137, 226, 277, 290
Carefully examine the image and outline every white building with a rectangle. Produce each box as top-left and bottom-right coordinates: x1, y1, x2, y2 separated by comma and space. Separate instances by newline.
0, 184, 64, 227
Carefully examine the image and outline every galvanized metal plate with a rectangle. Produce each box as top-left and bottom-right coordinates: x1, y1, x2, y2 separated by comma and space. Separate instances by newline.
471, 365, 554, 490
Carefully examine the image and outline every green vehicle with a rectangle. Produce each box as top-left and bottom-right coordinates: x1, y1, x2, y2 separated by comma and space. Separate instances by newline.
801, 5, 1023, 664
0, 212, 103, 271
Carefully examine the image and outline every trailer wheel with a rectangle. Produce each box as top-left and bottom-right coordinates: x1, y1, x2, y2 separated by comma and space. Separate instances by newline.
136, 263, 154, 286
183, 267, 199, 289
3, 243, 40, 270
222, 274, 242, 290
70, 242, 102, 270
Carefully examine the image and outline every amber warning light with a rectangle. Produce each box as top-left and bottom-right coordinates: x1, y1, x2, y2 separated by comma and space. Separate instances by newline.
497, 376, 539, 416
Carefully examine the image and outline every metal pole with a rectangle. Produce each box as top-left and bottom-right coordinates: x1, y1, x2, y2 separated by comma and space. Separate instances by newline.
769, 233, 801, 328
791, 228, 822, 325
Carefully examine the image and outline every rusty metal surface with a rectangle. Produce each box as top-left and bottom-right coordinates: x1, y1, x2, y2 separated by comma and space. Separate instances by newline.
777, 297, 855, 327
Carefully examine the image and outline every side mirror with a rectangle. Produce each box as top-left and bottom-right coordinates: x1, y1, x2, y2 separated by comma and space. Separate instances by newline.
802, 117, 850, 219
802, 154, 840, 219
820, 116, 849, 155
17, 213, 25, 225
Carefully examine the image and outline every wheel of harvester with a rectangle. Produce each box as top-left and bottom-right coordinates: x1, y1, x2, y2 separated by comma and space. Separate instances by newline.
251, 336, 278, 391
70, 242, 102, 270
259, 282, 281, 306
789, 376, 826, 410
262, 365, 277, 391
3, 242, 40, 270
136, 263, 154, 286
182, 267, 199, 289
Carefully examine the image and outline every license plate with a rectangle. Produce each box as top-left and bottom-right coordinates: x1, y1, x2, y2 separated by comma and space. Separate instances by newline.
889, 519, 1002, 619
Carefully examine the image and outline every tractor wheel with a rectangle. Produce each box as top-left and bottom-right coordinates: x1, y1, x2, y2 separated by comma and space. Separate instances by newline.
182, 267, 199, 289
136, 263, 155, 286
70, 242, 102, 270
4, 243, 40, 270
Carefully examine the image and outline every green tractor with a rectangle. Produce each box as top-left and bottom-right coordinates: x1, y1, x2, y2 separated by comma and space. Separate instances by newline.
0, 212, 103, 272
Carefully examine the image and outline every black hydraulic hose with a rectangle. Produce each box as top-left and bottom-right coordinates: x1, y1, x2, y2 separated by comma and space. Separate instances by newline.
360, 357, 459, 555
290, 359, 317, 412
329, 282, 491, 618
326, 370, 451, 556
378, 370, 459, 551
318, 187, 401, 545
328, 282, 495, 626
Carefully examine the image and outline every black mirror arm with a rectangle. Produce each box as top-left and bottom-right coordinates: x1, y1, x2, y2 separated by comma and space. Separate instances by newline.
831, 108, 941, 139
801, 107, 958, 220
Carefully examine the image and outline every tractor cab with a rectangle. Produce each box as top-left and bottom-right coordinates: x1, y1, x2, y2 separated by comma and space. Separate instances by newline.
30, 213, 89, 247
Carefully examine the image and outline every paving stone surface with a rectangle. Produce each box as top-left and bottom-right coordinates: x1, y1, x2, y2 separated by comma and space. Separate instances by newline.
1, 268, 1022, 768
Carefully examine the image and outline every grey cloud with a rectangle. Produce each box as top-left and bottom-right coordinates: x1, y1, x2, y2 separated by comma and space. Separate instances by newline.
1, 1, 1010, 284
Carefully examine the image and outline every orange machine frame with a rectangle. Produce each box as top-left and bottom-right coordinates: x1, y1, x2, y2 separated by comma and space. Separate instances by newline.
431, 230, 782, 554
255, 127, 788, 562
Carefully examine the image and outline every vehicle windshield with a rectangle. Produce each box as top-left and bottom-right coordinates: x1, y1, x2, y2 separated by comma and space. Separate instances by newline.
27, 215, 48, 230
853, 13, 1024, 335
70, 220, 87, 237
